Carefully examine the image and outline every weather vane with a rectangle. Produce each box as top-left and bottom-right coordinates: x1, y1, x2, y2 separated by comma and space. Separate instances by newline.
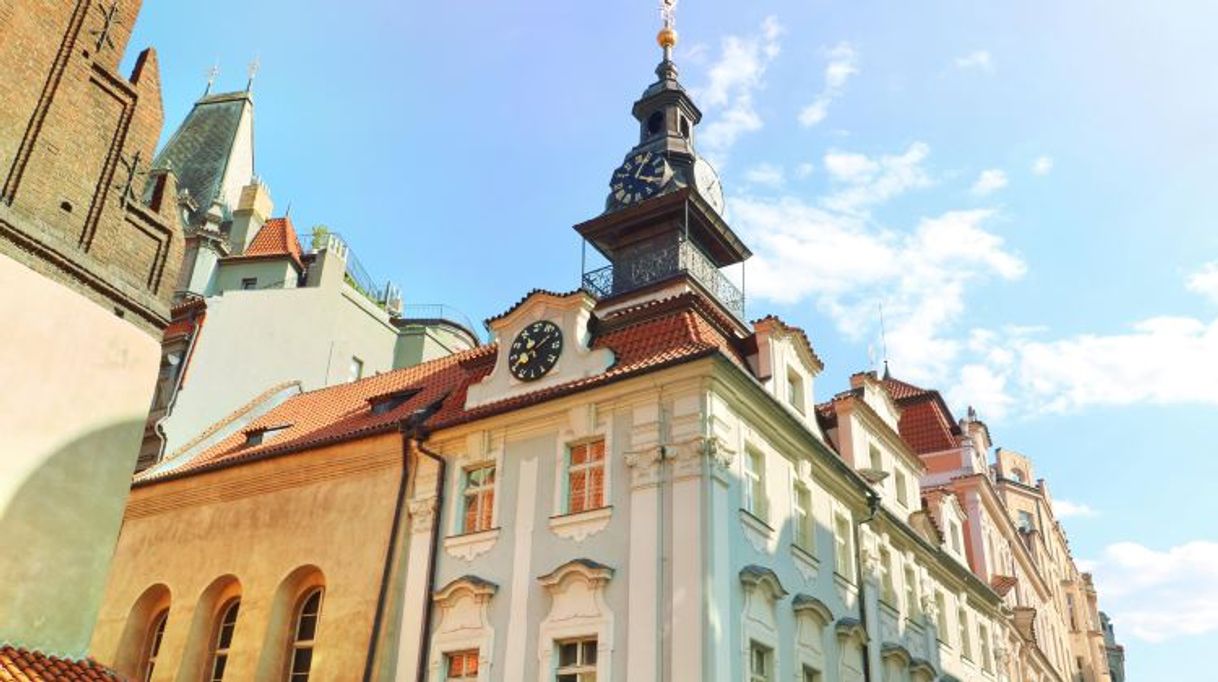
246, 57, 260, 92
204, 62, 219, 96
657, 0, 678, 57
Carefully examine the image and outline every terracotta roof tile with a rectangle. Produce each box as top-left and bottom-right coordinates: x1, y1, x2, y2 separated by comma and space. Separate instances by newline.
230, 216, 304, 270
0, 646, 125, 681
991, 574, 1018, 597
881, 375, 932, 400
137, 296, 741, 485
878, 375, 961, 455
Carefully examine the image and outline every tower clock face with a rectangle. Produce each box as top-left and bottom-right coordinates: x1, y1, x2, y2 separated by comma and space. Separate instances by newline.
610, 151, 671, 205
508, 320, 563, 382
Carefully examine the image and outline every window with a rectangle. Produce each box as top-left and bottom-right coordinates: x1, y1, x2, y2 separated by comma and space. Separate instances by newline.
834, 514, 853, 578
748, 641, 772, 682
287, 588, 322, 681
1018, 510, 1035, 532
245, 425, 289, 447
980, 622, 993, 671
462, 464, 496, 533
743, 449, 767, 521
555, 638, 597, 682
802, 667, 822, 682
958, 607, 972, 660
446, 650, 479, 680
904, 566, 919, 618
140, 609, 168, 682
894, 468, 908, 506
349, 356, 363, 382
786, 368, 805, 413
208, 599, 240, 682
949, 521, 962, 554
567, 440, 605, 513
1011, 467, 1026, 483
241, 277, 257, 289
879, 548, 895, 604
868, 445, 883, 472
793, 482, 813, 551
935, 592, 948, 638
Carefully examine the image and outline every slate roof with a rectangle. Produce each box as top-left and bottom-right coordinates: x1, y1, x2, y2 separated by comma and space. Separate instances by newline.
137, 292, 744, 485
228, 217, 304, 270
0, 646, 124, 681
152, 90, 252, 222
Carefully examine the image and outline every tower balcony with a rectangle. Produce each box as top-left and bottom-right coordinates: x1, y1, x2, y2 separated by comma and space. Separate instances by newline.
581, 238, 745, 320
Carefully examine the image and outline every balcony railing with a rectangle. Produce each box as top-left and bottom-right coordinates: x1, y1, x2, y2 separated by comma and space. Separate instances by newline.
581, 240, 744, 320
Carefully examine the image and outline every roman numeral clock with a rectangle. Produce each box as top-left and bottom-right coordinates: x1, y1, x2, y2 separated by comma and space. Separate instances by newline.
610, 151, 672, 205
508, 320, 564, 381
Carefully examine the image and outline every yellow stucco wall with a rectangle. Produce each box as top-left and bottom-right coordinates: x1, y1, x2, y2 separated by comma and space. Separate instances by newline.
0, 254, 160, 658
90, 432, 404, 682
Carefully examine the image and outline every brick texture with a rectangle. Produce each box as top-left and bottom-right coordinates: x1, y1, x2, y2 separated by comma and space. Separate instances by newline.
0, 0, 183, 336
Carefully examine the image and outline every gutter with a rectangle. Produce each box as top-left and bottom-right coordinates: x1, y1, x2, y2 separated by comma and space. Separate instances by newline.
362, 422, 414, 682
853, 489, 882, 682
413, 441, 446, 682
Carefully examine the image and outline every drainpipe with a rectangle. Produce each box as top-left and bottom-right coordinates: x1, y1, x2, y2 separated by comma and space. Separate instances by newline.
413, 440, 446, 682
854, 490, 882, 682
362, 423, 415, 682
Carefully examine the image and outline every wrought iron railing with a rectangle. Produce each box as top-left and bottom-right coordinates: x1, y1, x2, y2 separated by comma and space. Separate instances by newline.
581, 240, 744, 320
399, 304, 481, 339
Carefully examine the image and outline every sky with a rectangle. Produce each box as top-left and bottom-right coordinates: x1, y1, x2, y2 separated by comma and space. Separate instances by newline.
124, 1, 1218, 676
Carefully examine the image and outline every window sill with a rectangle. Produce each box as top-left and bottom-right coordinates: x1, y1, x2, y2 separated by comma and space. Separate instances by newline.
790, 544, 819, 582
444, 527, 501, 562
739, 508, 775, 553
549, 506, 612, 542
833, 571, 859, 608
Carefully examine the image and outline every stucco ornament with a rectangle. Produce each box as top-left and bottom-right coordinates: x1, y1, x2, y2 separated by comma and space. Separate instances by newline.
624, 446, 663, 488
408, 496, 438, 533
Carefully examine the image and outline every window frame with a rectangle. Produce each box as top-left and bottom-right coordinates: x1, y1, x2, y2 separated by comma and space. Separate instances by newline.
957, 606, 973, 660
554, 637, 598, 682
742, 448, 767, 521
140, 608, 169, 682
445, 649, 480, 681
348, 356, 363, 382
565, 439, 606, 515
833, 513, 853, 579
461, 463, 497, 534
786, 367, 805, 414
792, 481, 814, 552
207, 598, 241, 682
286, 587, 323, 682
748, 640, 773, 682
240, 277, 257, 290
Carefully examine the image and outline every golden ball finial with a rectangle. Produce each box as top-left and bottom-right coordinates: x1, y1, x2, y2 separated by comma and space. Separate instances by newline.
657, 26, 678, 49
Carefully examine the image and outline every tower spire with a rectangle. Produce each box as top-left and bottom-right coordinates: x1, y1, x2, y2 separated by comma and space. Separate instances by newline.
658, 0, 678, 62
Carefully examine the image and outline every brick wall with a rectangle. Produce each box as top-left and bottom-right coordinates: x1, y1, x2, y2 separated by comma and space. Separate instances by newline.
0, 0, 183, 337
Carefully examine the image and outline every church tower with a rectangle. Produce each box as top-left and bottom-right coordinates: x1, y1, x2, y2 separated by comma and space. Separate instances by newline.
578, 2, 749, 324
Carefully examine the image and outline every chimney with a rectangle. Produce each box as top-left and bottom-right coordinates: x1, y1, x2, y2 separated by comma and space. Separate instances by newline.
229, 179, 273, 254
306, 232, 348, 290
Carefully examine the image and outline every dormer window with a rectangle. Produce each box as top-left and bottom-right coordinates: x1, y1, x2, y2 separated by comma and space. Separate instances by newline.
786, 367, 805, 414
245, 424, 290, 447
369, 389, 420, 416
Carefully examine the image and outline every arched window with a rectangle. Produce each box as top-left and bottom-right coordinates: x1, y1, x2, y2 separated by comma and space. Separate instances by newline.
141, 609, 169, 682
208, 598, 241, 682
287, 588, 323, 681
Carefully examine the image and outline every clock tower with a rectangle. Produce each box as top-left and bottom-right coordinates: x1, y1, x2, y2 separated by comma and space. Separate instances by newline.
580, 2, 748, 325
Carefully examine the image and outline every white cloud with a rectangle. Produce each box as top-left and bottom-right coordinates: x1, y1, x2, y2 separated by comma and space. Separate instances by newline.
958, 315, 1218, 419
955, 50, 994, 73
799, 42, 859, 128
971, 168, 1008, 196
1187, 261, 1218, 304
697, 16, 784, 165
734, 151, 1024, 385
744, 163, 785, 187
1032, 155, 1054, 176
1052, 500, 1098, 519
822, 143, 933, 214
795, 162, 815, 179
1087, 541, 1218, 643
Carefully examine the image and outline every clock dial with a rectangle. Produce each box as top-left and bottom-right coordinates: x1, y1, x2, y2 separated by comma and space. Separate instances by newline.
508, 320, 563, 382
609, 151, 671, 205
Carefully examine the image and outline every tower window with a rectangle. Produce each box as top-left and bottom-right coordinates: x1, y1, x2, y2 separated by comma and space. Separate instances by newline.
646, 111, 664, 136
680, 117, 690, 139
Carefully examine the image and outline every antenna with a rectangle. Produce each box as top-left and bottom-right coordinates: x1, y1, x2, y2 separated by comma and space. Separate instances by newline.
284, 201, 292, 218
878, 301, 890, 378
246, 57, 260, 92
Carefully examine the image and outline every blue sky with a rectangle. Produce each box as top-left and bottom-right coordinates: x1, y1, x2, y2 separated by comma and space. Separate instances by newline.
125, 1, 1218, 676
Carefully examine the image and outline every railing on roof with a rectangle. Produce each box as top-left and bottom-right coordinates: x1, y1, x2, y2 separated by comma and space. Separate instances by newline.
581, 239, 745, 320
399, 304, 481, 339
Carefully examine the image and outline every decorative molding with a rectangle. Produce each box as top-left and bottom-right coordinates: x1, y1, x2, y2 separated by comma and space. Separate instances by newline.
538, 558, 614, 588
549, 506, 613, 543
624, 446, 663, 489
790, 544, 820, 583
408, 496, 438, 534
792, 594, 833, 625
739, 564, 788, 601
434, 575, 499, 605
738, 508, 775, 554
444, 528, 501, 562
536, 558, 615, 682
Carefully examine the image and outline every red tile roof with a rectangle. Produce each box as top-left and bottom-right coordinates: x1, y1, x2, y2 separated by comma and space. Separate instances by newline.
231, 217, 304, 270
751, 315, 824, 370
879, 375, 962, 455
137, 293, 743, 485
0, 646, 124, 681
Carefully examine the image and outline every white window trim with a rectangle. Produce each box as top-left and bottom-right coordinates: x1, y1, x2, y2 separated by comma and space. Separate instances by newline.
428, 577, 497, 682
742, 446, 768, 522
793, 595, 832, 679
445, 439, 505, 561
536, 560, 614, 682
740, 567, 786, 682
550, 417, 614, 542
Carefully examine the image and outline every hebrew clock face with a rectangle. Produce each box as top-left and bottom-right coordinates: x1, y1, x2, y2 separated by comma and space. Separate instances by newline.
610, 151, 671, 205
508, 320, 563, 381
